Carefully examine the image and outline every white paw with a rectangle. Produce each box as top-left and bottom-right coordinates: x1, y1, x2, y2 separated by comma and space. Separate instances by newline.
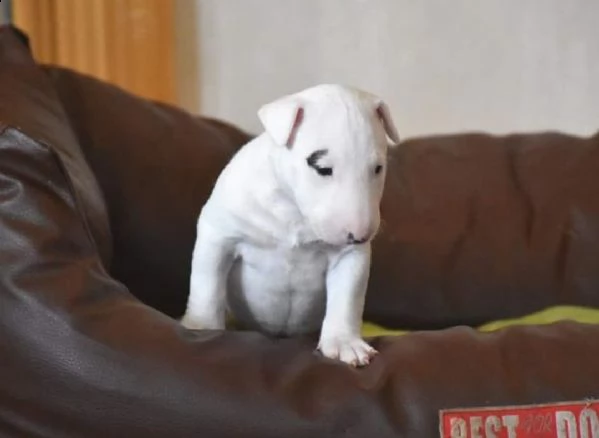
317, 335, 378, 367
180, 313, 225, 331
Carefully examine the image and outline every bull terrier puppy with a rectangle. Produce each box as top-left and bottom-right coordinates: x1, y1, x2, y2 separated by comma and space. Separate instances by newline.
181, 84, 399, 366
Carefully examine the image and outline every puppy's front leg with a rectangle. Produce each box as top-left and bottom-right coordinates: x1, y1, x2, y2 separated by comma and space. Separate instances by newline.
181, 217, 235, 330
318, 244, 378, 367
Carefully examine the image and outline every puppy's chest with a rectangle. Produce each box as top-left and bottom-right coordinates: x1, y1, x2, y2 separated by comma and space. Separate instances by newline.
234, 241, 329, 291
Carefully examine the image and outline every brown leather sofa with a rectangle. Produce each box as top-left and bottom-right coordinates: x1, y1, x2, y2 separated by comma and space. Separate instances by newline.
1, 26, 598, 438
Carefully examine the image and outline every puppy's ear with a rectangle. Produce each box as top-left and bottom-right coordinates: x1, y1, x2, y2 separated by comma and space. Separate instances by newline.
375, 100, 400, 147
258, 96, 304, 148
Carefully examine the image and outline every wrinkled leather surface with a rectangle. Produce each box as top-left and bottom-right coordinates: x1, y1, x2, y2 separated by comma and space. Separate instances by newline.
371, 131, 599, 328
1, 25, 599, 438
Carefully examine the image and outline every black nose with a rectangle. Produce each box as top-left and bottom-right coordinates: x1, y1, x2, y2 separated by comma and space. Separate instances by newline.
347, 232, 368, 245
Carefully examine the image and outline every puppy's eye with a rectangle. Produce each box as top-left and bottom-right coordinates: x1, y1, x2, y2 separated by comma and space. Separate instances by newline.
374, 164, 383, 175
306, 150, 333, 177
316, 167, 333, 177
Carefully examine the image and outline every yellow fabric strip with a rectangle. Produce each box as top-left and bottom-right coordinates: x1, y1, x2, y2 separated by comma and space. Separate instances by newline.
361, 305, 599, 337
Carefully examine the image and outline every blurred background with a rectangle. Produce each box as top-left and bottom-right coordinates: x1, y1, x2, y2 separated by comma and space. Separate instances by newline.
4, 0, 599, 139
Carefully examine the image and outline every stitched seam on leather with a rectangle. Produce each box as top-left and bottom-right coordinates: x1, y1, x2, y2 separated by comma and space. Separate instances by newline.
45, 69, 114, 265
10, 126, 109, 271
49, 148, 108, 270
48, 68, 114, 223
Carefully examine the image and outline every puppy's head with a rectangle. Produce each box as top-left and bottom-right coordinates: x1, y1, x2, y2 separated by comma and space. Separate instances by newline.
258, 84, 400, 247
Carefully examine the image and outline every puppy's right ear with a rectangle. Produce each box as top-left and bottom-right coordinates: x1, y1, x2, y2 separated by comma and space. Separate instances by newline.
258, 96, 304, 148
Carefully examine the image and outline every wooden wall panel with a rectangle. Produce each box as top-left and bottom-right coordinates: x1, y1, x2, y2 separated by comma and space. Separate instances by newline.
13, 0, 176, 104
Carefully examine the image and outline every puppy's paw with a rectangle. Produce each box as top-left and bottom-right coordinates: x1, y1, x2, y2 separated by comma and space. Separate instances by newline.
180, 313, 225, 331
317, 335, 378, 367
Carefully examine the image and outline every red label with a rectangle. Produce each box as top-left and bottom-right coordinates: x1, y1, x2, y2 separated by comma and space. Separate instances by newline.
440, 401, 599, 438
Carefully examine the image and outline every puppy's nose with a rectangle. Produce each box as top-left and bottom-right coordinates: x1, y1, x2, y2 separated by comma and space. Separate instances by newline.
347, 232, 369, 245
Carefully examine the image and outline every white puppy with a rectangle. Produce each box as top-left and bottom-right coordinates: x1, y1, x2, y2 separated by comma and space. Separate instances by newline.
181, 84, 399, 366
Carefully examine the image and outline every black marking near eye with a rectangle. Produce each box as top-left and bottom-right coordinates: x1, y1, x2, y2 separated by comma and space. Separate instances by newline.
306, 149, 332, 177
374, 164, 383, 175
306, 149, 328, 167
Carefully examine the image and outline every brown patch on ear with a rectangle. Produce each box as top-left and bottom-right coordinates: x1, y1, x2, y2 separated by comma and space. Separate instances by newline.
285, 107, 304, 148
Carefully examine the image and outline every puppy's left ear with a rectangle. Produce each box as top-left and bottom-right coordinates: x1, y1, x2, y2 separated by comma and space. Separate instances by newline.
375, 100, 400, 147
258, 95, 304, 148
